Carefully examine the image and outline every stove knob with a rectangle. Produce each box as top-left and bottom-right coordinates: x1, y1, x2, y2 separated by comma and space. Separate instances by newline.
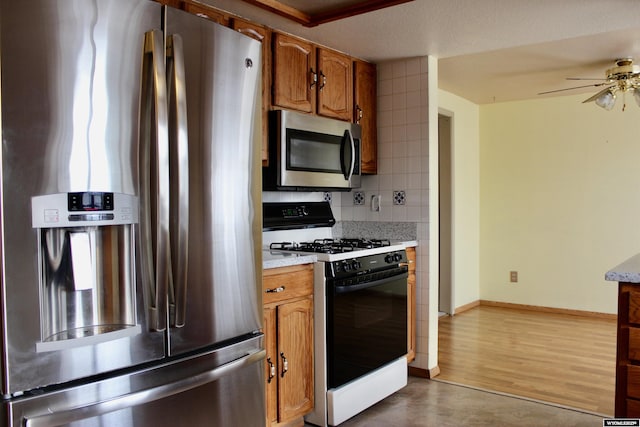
384, 254, 394, 263
351, 260, 361, 270
341, 261, 351, 271
394, 252, 403, 262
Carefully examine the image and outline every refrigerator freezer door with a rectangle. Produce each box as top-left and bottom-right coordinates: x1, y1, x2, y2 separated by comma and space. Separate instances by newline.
165, 9, 263, 355
0, 0, 165, 395
4, 335, 265, 427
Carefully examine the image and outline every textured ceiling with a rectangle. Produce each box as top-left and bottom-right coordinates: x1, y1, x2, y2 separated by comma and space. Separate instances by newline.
201, 0, 640, 104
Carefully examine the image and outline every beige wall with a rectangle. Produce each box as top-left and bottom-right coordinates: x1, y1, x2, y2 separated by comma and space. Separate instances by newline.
438, 90, 481, 311
480, 92, 640, 314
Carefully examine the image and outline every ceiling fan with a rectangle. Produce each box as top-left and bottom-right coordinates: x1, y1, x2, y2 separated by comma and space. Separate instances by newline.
539, 58, 640, 111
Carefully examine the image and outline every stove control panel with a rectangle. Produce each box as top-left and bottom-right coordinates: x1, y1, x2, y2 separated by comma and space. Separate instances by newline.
327, 250, 407, 278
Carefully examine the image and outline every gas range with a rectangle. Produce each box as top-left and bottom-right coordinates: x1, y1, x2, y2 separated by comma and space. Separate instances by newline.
262, 201, 409, 426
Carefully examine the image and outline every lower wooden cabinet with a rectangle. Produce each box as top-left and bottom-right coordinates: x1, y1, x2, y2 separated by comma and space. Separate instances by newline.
615, 283, 640, 416
406, 247, 416, 363
263, 264, 314, 426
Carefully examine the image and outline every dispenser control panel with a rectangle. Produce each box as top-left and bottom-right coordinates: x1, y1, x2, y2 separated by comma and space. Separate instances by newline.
68, 192, 114, 212
31, 192, 139, 228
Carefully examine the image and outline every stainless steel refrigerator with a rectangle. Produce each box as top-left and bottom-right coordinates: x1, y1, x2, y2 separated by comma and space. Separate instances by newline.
0, 0, 264, 425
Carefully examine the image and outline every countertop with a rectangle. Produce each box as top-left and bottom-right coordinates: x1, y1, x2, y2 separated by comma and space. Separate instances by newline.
262, 240, 418, 270
605, 253, 640, 283
262, 251, 317, 269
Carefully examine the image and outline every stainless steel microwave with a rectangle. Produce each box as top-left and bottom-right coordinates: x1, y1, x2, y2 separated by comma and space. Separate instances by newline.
263, 109, 361, 191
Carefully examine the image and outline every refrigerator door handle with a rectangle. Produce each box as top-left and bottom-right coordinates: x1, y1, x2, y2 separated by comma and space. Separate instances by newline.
166, 34, 189, 328
22, 349, 266, 427
140, 29, 170, 331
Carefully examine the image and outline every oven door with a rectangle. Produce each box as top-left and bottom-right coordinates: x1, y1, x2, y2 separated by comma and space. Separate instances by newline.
326, 270, 408, 389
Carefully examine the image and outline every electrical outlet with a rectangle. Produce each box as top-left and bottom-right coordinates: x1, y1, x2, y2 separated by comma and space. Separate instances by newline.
510, 271, 518, 283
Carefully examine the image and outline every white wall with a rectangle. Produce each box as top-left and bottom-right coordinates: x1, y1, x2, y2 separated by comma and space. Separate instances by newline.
438, 90, 481, 311
480, 93, 640, 314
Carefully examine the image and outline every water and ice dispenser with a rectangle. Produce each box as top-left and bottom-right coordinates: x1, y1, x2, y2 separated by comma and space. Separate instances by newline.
31, 192, 141, 352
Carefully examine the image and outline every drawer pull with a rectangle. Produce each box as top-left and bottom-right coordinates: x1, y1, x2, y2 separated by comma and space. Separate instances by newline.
265, 286, 285, 293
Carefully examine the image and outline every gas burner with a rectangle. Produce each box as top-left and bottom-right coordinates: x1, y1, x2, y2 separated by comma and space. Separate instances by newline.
269, 238, 392, 255
340, 238, 391, 249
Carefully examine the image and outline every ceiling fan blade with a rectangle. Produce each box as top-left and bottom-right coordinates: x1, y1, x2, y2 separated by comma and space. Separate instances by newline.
537, 82, 609, 95
582, 86, 615, 103
566, 77, 608, 81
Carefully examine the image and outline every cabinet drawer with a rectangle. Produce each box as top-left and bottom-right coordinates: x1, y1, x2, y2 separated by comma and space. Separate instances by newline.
630, 291, 640, 324
628, 365, 640, 399
630, 328, 640, 362
263, 264, 313, 305
628, 398, 640, 417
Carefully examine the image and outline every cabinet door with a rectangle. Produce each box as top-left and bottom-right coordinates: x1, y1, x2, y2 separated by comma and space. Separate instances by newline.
263, 306, 278, 425
317, 47, 353, 121
272, 33, 316, 113
277, 297, 314, 421
232, 18, 271, 166
354, 60, 377, 174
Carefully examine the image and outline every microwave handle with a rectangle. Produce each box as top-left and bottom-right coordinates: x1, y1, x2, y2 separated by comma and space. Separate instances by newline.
341, 130, 356, 181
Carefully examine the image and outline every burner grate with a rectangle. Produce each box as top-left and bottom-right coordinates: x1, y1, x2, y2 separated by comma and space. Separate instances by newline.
270, 238, 392, 254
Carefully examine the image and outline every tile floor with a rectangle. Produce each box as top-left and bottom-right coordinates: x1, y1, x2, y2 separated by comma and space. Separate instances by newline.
306, 376, 606, 426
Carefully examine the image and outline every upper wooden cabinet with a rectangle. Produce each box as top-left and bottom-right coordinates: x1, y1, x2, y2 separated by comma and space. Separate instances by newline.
272, 32, 316, 114
181, 1, 231, 26
316, 48, 353, 121
154, 0, 181, 7
354, 60, 377, 174
272, 32, 353, 122
231, 17, 272, 166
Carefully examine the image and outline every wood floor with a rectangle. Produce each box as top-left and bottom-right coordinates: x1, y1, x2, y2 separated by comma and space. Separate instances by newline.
437, 305, 617, 416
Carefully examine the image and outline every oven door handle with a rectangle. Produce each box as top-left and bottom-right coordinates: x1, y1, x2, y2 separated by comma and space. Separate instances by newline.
333, 271, 408, 294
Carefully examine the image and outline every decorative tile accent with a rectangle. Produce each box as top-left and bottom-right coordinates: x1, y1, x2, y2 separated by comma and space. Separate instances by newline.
393, 190, 406, 205
353, 191, 365, 206
323, 192, 332, 203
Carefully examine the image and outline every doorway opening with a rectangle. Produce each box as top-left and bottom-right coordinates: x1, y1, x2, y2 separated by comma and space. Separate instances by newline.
438, 113, 452, 315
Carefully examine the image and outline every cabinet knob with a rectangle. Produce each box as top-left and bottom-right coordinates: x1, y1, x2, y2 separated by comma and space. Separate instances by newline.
265, 286, 285, 293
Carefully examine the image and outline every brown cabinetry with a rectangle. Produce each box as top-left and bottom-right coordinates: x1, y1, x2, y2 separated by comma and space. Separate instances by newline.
181, 1, 230, 26
263, 264, 314, 426
272, 33, 316, 114
354, 60, 377, 174
316, 48, 353, 121
272, 32, 353, 122
406, 247, 416, 363
615, 283, 640, 416
231, 17, 272, 166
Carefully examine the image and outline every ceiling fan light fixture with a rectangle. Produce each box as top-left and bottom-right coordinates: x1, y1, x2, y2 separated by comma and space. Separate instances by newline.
595, 88, 616, 110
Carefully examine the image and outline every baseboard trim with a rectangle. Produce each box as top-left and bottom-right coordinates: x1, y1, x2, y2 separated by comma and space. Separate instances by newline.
408, 365, 440, 379
453, 300, 480, 315
474, 300, 617, 320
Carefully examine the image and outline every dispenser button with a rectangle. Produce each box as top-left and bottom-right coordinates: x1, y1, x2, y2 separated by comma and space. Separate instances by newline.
43, 209, 59, 223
